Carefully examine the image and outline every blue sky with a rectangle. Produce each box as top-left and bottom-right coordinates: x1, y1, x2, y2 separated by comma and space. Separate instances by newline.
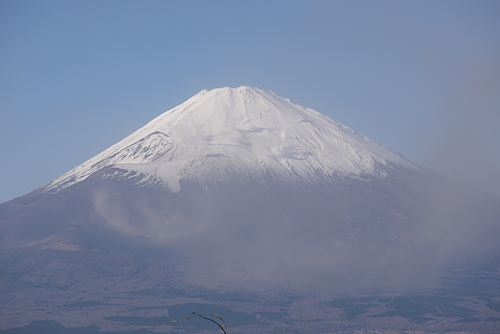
1, 0, 499, 202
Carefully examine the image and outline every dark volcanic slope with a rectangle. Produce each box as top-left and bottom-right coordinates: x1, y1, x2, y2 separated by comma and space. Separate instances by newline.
1, 164, 499, 293
1, 87, 499, 332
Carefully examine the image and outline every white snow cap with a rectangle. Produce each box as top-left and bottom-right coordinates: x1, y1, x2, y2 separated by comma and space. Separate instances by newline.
43, 86, 419, 193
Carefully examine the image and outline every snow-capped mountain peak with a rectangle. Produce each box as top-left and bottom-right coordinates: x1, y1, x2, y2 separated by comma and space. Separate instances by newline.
41, 86, 418, 194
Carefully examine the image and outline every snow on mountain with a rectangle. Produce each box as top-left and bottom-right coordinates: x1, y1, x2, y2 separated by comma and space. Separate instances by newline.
41, 86, 420, 194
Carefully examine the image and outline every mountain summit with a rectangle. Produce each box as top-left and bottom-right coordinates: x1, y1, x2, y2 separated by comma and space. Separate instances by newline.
41, 86, 418, 194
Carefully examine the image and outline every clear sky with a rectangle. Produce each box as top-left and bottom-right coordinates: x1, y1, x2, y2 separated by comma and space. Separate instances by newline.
1, 0, 499, 203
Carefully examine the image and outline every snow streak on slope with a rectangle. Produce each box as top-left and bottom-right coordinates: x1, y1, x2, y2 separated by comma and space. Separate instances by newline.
41, 86, 419, 194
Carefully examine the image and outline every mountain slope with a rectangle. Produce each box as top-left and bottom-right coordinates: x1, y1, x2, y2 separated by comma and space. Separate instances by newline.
1, 87, 499, 333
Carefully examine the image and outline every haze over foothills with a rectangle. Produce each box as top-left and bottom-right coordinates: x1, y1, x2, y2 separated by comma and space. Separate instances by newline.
1, 0, 500, 204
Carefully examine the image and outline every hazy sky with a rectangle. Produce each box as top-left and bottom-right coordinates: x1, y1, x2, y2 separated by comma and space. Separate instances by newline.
1, 0, 499, 203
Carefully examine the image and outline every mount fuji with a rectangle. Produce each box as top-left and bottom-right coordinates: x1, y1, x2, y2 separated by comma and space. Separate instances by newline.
1, 87, 499, 333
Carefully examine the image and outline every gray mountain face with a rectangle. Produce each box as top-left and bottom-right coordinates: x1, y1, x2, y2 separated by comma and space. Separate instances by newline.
1, 87, 499, 333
